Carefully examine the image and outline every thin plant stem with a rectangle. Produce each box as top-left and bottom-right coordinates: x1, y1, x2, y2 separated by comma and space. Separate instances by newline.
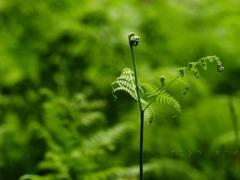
129, 40, 144, 180
130, 45, 143, 111
139, 109, 144, 180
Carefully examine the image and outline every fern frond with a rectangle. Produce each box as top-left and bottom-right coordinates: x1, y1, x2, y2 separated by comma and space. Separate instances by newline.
141, 83, 161, 98
141, 82, 181, 113
179, 56, 224, 78
156, 91, 181, 113
145, 105, 154, 124
141, 99, 155, 124
112, 68, 137, 101
81, 123, 129, 151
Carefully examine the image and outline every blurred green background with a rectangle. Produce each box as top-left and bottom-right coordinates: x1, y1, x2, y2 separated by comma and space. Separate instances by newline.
1, 0, 240, 179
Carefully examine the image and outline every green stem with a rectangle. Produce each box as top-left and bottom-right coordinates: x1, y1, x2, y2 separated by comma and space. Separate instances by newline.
139, 109, 144, 180
130, 46, 143, 111
129, 42, 144, 180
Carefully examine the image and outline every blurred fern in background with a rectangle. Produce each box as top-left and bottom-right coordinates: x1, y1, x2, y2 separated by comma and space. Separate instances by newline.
0, 0, 240, 179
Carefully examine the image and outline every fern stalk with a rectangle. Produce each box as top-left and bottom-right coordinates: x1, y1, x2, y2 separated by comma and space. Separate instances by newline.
112, 33, 224, 180
129, 39, 143, 111
128, 33, 144, 180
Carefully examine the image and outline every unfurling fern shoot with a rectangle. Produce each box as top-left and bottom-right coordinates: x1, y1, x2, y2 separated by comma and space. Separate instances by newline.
112, 33, 224, 180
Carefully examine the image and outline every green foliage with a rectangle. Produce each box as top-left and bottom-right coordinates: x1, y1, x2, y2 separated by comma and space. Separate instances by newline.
112, 68, 137, 101
177, 56, 224, 78
15, 92, 132, 180
0, 0, 239, 180
141, 83, 181, 113
211, 130, 240, 150
155, 91, 181, 113
113, 55, 223, 116
112, 68, 182, 114
144, 158, 208, 180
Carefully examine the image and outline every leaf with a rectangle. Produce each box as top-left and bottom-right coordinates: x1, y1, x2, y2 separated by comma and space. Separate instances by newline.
141, 83, 161, 98
144, 105, 154, 124
112, 68, 137, 101
141, 82, 181, 113
156, 91, 182, 113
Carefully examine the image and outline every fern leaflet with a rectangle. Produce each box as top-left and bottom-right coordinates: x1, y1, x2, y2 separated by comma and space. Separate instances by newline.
141, 83, 181, 113
156, 91, 181, 113
112, 68, 137, 101
141, 83, 161, 98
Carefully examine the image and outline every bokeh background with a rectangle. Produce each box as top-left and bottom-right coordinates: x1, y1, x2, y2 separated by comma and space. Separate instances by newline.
1, 0, 240, 179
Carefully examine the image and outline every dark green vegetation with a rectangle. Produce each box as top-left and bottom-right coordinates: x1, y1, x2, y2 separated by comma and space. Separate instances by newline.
0, 0, 240, 179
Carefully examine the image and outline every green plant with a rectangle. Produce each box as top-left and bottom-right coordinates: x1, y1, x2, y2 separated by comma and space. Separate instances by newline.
112, 33, 224, 180
17, 91, 134, 180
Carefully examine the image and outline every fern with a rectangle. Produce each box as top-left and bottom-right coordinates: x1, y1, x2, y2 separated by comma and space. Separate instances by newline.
112, 33, 224, 179
141, 83, 181, 113
177, 55, 224, 78
81, 123, 130, 151
141, 82, 161, 98
112, 68, 137, 101
156, 91, 181, 113
18, 92, 132, 180
144, 105, 155, 124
